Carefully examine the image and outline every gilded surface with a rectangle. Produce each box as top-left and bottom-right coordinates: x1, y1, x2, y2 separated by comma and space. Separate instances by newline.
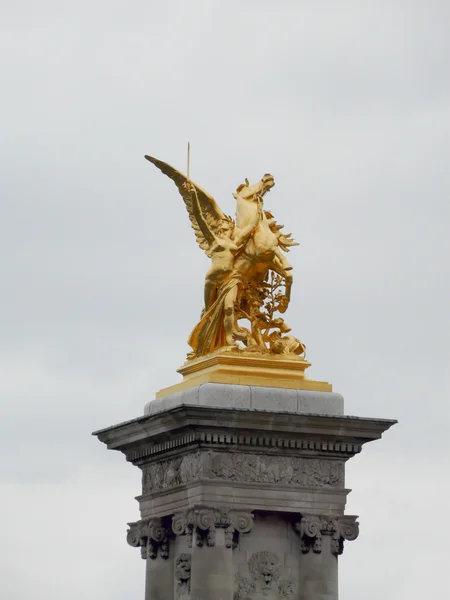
146, 156, 305, 360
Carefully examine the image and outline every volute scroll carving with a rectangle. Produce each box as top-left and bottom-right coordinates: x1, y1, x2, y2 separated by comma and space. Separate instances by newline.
126, 518, 171, 559
295, 514, 359, 556
172, 511, 195, 548
172, 505, 254, 548
298, 516, 323, 553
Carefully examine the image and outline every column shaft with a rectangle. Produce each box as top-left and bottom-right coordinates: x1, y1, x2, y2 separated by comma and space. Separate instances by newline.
145, 556, 174, 600
190, 529, 233, 600
297, 537, 338, 600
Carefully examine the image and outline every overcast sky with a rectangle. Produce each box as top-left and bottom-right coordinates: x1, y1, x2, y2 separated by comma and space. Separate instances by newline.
1, 1, 450, 598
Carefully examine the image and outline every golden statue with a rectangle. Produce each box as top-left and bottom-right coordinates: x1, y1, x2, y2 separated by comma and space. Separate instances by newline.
145, 155, 305, 362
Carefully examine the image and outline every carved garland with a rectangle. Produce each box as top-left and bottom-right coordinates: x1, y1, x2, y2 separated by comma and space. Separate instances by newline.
296, 514, 359, 556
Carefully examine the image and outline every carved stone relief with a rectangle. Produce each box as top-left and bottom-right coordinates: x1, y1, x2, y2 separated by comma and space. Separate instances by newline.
175, 553, 191, 600
208, 453, 343, 487
235, 551, 294, 600
172, 506, 253, 548
296, 514, 359, 556
142, 451, 344, 494
142, 452, 203, 493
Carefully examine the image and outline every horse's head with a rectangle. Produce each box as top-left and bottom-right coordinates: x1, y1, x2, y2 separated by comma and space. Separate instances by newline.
233, 174, 275, 201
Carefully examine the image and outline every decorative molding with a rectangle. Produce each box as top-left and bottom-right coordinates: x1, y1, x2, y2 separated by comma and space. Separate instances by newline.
235, 551, 294, 599
175, 553, 191, 600
172, 506, 253, 548
128, 431, 361, 463
295, 514, 359, 556
126, 518, 170, 559
142, 451, 344, 494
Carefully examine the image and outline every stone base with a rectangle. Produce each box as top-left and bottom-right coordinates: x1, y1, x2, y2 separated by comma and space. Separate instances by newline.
146, 383, 343, 417
94, 385, 396, 599
156, 350, 331, 399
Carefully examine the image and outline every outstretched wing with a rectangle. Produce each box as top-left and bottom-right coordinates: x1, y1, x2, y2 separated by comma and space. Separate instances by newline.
145, 155, 228, 257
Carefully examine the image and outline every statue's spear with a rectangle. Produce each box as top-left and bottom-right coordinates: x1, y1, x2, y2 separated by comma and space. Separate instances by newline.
187, 142, 190, 181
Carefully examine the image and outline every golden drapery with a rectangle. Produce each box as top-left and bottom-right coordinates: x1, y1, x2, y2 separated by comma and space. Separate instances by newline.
188, 272, 242, 356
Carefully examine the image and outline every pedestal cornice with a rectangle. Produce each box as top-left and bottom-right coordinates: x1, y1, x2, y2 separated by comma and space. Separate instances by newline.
94, 404, 396, 520
93, 405, 396, 461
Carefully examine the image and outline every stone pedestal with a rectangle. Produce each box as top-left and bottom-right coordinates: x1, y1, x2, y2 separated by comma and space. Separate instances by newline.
94, 384, 395, 600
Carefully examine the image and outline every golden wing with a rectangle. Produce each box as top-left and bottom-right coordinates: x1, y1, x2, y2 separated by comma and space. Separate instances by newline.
145, 155, 228, 257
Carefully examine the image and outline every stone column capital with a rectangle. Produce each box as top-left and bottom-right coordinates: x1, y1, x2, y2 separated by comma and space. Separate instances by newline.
295, 514, 359, 556
172, 505, 254, 548
126, 517, 171, 559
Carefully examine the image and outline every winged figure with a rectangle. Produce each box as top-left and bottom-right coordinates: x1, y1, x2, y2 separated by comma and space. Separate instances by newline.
145, 155, 304, 359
